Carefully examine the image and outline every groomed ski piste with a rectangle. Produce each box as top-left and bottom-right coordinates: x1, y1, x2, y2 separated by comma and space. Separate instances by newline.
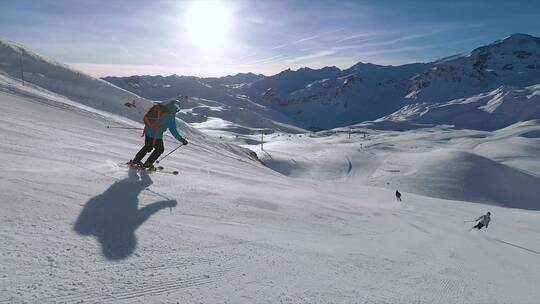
1, 38, 540, 304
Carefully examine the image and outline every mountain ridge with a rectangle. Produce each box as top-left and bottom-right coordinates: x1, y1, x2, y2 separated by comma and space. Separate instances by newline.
103, 33, 540, 131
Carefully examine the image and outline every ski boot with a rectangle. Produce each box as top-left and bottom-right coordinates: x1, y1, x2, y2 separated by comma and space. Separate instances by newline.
143, 162, 157, 171
128, 159, 144, 168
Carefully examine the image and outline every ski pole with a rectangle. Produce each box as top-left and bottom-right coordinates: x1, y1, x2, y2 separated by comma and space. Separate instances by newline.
156, 144, 185, 164
106, 125, 143, 130
464, 220, 476, 223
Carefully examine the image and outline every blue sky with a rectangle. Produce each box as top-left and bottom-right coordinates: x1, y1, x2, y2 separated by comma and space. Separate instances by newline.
1, 0, 539, 77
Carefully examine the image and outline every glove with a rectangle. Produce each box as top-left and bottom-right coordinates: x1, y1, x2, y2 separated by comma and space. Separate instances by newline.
181, 138, 188, 145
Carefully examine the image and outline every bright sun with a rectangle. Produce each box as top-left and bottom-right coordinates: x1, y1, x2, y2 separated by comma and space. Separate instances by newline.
184, 1, 232, 51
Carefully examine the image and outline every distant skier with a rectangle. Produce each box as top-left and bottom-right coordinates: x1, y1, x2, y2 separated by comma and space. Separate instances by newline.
395, 190, 402, 201
472, 212, 491, 230
129, 100, 188, 170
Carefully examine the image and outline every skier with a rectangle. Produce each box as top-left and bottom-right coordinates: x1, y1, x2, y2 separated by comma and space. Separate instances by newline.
129, 100, 188, 170
472, 212, 491, 230
395, 190, 402, 201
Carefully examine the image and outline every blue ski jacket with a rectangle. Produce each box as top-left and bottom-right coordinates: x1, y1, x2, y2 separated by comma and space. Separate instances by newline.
144, 102, 184, 141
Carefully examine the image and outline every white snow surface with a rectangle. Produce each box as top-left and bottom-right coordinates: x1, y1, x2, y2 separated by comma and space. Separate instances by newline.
1, 73, 540, 303
1, 36, 540, 304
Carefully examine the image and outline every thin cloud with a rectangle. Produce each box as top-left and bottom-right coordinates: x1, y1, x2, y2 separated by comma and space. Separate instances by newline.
338, 35, 377, 44
229, 53, 292, 68
271, 44, 287, 50
252, 54, 290, 64
354, 45, 429, 57
333, 30, 444, 51
269, 33, 320, 51
353, 35, 491, 60
293, 34, 319, 44
233, 52, 260, 62
334, 21, 481, 49
337, 32, 383, 43
285, 50, 336, 63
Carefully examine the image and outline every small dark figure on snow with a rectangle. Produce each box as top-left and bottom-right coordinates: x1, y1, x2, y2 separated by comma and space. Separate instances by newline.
395, 190, 402, 201
129, 100, 188, 170
473, 212, 491, 230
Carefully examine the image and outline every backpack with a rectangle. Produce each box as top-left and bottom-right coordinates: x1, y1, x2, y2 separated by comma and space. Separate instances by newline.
142, 104, 171, 144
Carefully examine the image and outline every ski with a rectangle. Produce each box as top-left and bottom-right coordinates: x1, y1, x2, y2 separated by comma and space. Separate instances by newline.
152, 168, 180, 175
119, 163, 179, 175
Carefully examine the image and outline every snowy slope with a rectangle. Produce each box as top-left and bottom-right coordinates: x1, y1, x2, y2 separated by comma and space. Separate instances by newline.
1, 36, 540, 304
256, 122, 540, 210
0, 38, 149, 122
2, 83, 540, 303
366, 84, 540, 131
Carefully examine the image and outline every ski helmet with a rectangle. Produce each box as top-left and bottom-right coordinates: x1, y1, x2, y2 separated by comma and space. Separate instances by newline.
164, 99, 181, 112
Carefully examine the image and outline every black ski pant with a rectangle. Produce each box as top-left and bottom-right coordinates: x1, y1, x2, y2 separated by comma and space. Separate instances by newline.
134, 137, 164, 165
473, 223, 485, 230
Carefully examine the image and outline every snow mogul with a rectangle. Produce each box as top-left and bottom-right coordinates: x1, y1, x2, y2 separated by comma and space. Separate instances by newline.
129, 99, 188, 170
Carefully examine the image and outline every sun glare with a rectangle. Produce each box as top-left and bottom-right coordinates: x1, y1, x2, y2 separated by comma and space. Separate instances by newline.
184, 1, 232, 51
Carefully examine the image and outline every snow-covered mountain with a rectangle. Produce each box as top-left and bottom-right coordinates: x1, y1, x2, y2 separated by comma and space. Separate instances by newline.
408, 34, 540, 102
104, 73, 304, 137
104, 34, 540, 131
104, 73, 264, 102
362, 84, 540, 131
251, 63, 428, 130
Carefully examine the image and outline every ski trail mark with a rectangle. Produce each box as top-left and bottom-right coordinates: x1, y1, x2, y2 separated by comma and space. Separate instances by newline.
409, 223, 431, 234
346, 156, 353, 175
489, 237, 540, 255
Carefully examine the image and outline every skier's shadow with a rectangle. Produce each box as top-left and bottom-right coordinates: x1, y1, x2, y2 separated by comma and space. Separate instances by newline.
74, 169, 177, 260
